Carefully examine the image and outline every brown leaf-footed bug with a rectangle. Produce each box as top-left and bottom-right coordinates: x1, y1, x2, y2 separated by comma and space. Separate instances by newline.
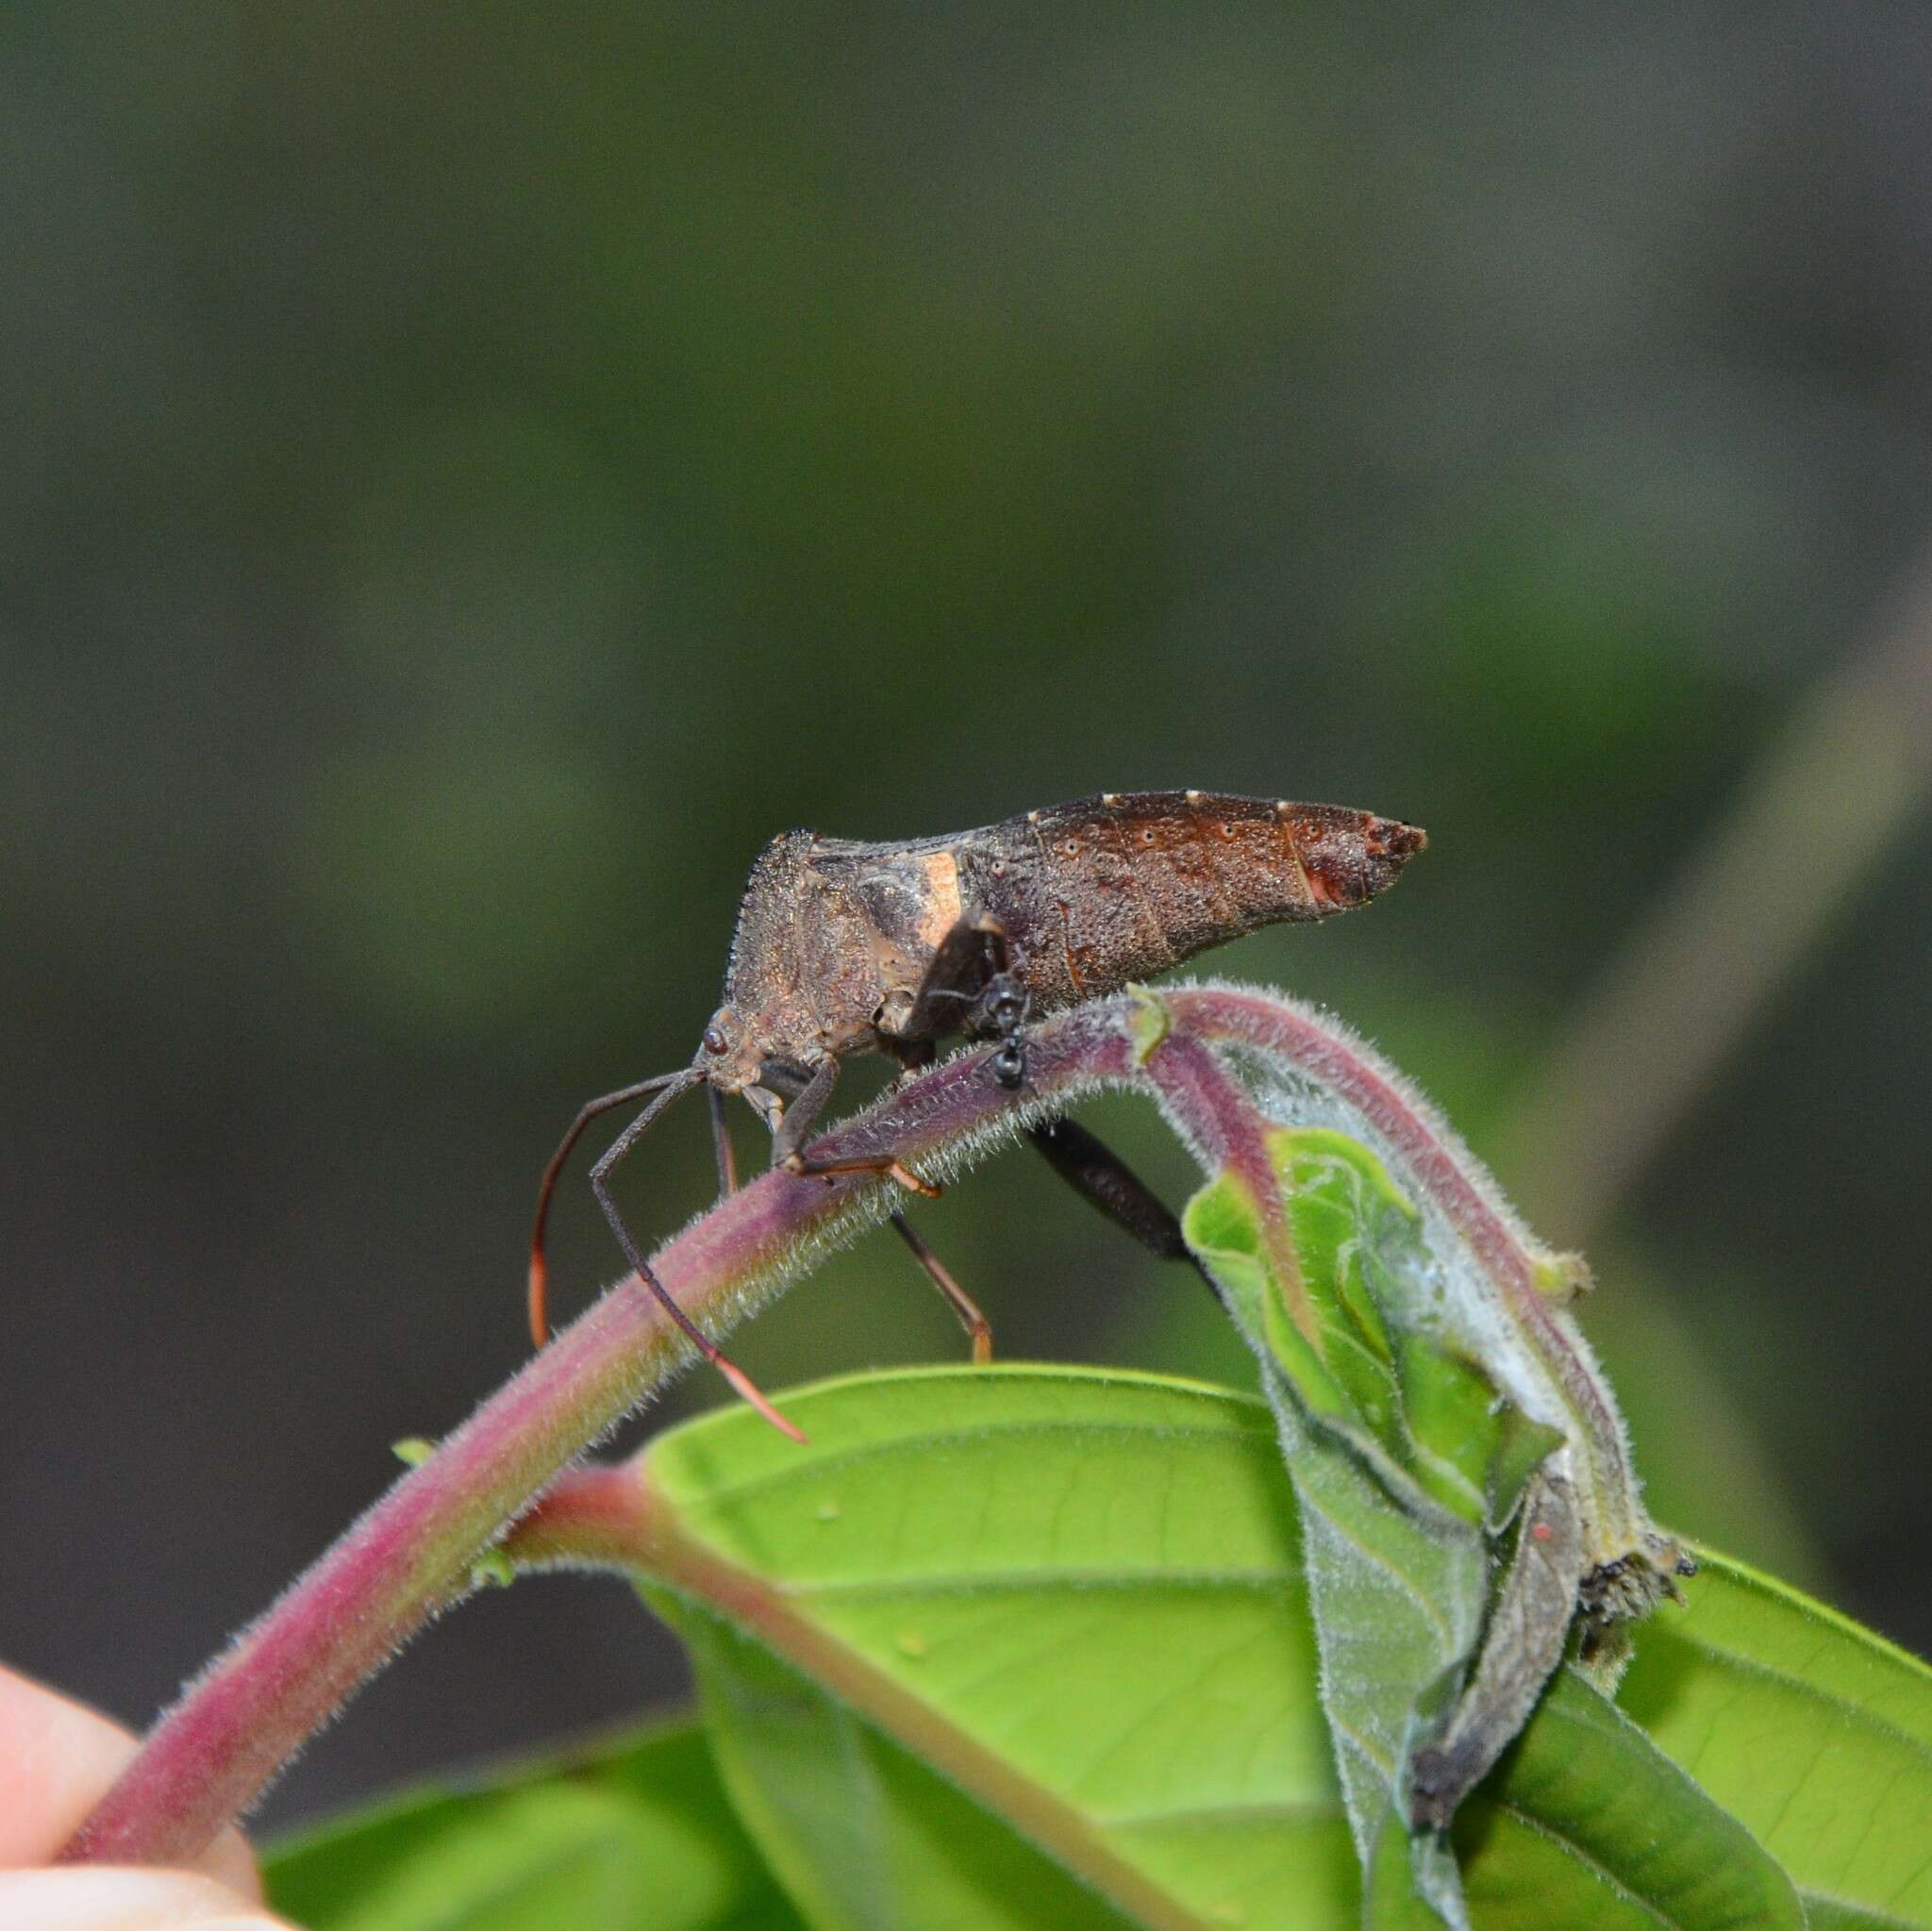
528, 789, 1425, 1437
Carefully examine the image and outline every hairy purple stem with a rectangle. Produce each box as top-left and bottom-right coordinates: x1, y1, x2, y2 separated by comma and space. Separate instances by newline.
61, 983, 1579, 1870
63, 1005, 1129, 1869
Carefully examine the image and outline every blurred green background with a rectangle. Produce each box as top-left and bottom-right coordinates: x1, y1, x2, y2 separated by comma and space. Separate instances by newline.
8, 2, 1932, 1831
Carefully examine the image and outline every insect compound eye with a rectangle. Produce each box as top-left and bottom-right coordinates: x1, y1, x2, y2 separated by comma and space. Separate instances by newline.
703, 1024, 729, 1055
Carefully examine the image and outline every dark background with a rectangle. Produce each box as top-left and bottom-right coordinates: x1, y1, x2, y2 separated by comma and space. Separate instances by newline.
7, 3, 1931, 1834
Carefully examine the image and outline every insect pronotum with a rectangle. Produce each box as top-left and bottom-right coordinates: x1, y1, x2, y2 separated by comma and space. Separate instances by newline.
530, 789, 1425, 1437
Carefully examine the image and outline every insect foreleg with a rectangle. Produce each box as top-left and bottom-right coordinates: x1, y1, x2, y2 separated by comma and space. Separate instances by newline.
588, 1072, 804, 1441
1025, 1116, 1218, 1296
529, 1068, 694, 1348
768, 1057, 840, 1168
708, 1083, 739, 1195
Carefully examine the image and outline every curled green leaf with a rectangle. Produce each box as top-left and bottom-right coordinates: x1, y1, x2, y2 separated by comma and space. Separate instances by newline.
1173, 1102, 1671, 1921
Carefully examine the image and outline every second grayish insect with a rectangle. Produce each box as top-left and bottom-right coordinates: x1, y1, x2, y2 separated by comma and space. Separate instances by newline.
528, 789, 1426, 1436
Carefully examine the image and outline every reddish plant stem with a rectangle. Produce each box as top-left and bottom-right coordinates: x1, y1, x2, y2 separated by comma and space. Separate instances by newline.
62, 1006, 1127, 1870
1166, 987, 1541, 1299
1130, 1018, 1314, 1338
60, 984, 1586, 1870
64, 1282, 676, 1869
504, 1460, 659, 1570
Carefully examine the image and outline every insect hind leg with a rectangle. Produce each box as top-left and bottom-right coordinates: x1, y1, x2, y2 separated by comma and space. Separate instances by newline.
890, 1211, 993, 1361
1026, 1116, 1218, 1296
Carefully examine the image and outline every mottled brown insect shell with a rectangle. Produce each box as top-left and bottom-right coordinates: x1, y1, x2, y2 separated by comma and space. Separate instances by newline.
703, 790, 1424, 1095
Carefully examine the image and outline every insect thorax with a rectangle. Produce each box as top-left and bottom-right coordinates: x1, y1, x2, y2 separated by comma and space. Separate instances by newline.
714, 831, 942, 1083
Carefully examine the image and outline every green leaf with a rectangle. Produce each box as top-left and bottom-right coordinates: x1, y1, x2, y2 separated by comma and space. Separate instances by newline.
1453, 1671, 1801, 1929
641, 1368, 1355, 1931
1800, 1905, 1925, 1930
1619, 1553, 1932, 1928
627, 1366, 1816, 1931
263, 1372, 1917, 1931
661, 1602, 1158, 1931
1365, 1806, 1460, 1930
264, 1718, 802, 1931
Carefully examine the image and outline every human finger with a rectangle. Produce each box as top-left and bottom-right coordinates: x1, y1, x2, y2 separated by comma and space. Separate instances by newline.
0, 1866, 289, 1929
0, 1668, 259, 1895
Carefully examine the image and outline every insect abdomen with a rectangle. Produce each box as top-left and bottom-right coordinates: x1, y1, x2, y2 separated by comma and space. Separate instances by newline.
962, 790, 1424, 1007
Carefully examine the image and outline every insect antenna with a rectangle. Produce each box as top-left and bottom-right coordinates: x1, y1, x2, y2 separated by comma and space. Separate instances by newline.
527, 1067, 699, 1347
